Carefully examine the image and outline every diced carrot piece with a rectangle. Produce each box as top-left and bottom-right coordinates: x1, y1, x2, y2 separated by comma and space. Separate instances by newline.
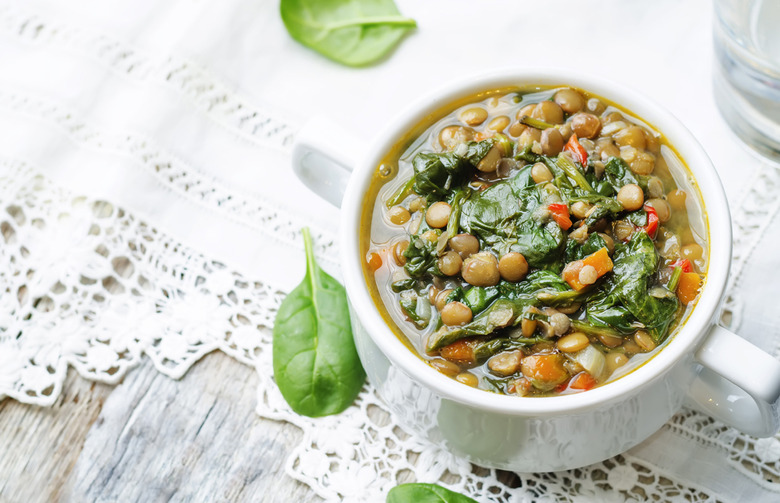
562, 247, 614, 291
521, 353, 569, 386
583, 247, 613, 274
569, 372, 597, 391
677, 272, 703, 305
562, 261, 584, 289
440, 339, 475, 364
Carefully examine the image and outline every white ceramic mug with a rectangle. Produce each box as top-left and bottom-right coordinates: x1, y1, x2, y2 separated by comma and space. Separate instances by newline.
292, 69, 780, 471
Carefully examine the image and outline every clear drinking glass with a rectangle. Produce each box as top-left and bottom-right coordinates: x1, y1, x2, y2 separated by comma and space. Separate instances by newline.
713, 0, 780, 159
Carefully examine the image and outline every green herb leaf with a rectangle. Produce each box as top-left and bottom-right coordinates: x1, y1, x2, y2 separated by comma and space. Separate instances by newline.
280, 0, 417, 67
272, 228, 365, 417
387, 483, 478, 503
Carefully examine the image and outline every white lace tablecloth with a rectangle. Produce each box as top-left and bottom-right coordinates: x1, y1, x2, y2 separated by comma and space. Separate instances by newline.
2, 0, 780, 501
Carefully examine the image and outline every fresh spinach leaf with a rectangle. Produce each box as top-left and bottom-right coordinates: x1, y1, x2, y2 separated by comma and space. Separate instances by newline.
272, 228, 365, 417
387, 483, 478, 503
280, 0, 416, 67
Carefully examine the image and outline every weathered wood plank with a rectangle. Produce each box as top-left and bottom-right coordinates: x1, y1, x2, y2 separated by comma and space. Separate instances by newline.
0, 352, 320, 503
0, 365, 113, 503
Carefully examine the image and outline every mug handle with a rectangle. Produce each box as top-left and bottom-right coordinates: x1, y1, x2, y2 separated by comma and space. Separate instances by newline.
291, 116, 363, 207
687, 324, 780, 437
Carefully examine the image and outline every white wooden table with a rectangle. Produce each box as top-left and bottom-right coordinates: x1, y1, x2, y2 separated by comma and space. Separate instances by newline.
0, 353, 317, 502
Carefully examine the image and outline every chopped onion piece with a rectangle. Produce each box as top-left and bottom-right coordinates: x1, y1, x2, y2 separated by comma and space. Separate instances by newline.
565, 344, 606, 381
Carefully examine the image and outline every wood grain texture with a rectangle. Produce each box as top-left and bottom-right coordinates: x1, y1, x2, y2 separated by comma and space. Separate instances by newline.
0, 352, 321, 503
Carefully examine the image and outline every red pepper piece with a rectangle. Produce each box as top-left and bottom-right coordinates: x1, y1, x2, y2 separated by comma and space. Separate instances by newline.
564, 133, 588, 167
569, 372, 597, 391
644, 203, 659, 238
548, 203, 572, 230
670, 258, 693, 273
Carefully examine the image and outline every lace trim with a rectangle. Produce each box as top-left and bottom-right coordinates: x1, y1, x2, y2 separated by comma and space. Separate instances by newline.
0, 5, 297, 152
259, 372, 721, 502
0, 161, 290, 404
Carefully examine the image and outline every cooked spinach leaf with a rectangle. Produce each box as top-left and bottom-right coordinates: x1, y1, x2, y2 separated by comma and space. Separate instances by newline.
584, 285, 641, 334
499, 270, 571, 298
387, 483, 478, 503
515, 219, 566, 267
390, 277, 416, 293
611, 231, 679, 340
427, 294, 544, 351
272, 228, 365, 417
460, 178, 521, 245
446, 187, 471, 237
604, 156, 648, 191
462, 285, 500, 314
386, 176, 416, 207
403, 234, 440, 278
463, 139, 495, 167
399, 290, 431, 328
626, 208, 648, 227
460, 169, 566, 267
565, 232, 608, 262
412, 152, 472, 202
280, 0, 416, 67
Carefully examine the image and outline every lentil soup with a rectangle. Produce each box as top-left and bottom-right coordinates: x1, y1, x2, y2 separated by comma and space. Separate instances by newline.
362, 86, 708, 397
